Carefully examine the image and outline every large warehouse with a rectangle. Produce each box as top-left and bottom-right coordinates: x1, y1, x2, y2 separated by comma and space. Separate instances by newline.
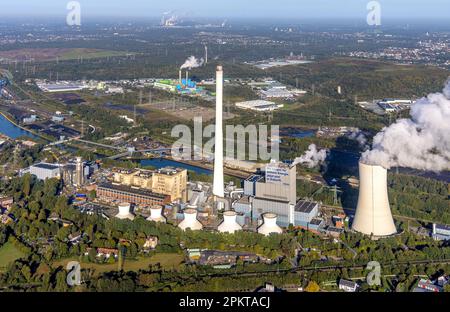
235, 100, 284, 112
30, 163, 61, 180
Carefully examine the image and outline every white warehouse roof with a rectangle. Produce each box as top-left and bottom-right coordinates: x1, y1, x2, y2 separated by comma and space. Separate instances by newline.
235, 100, 284, 112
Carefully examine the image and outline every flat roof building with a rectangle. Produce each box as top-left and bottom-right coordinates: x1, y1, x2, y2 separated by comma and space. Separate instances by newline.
97, 183, 170, 207
235, 100, 284, 112
30, 163, 61, 181
294, 200, 320, 227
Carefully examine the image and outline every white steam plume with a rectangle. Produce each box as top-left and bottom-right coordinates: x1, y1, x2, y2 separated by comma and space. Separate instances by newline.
362, 81, 450, 171
348, 130, 368, 149
180, 56, 204, 69
293, 144, 328, 168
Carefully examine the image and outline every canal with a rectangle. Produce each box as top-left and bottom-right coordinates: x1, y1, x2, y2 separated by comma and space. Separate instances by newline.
0, 113, 39, 140
140, 158, 213, 175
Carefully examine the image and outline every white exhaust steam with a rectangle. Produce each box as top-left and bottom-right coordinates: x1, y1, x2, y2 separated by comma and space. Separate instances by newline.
362, 81, 450, 171
292, 144, 328, 168
349, 130, 368, 149
180, 56, 204, 69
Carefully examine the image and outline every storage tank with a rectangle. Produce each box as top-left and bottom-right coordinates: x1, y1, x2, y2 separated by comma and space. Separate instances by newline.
115, 203, 135, 221
218, 210, 242, 234
178, 209, 203, 231
352, 161, 397, 237
257, 213, 283, 236
147, 206, 166, 223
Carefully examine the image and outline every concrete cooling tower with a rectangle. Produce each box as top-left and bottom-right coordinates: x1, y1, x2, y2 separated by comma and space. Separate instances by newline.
147, 206, 166, 223
352, 161, 397, 237
178, 209, 203, 231
115, 203, 135, 221
218, 210, 242, 234
257, 213, 283, 236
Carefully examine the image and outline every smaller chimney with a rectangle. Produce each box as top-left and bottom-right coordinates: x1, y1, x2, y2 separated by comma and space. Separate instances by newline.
218, 210, 242, 234
257, 213, 283, 236
179, 70, 182, 84
178, 209, 203, 231
116, 203, 135, 221
147, 206, 166, 223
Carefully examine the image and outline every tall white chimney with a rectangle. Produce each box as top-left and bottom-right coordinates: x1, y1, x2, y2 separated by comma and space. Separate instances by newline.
213, 65, 225, 198
352, 161, 397, 237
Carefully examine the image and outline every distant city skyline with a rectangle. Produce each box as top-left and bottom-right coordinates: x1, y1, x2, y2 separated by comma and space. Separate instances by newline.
1, 0, 450, 19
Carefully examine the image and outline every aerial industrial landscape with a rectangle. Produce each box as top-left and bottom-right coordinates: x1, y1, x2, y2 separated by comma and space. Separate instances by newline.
0, 1, 449, 302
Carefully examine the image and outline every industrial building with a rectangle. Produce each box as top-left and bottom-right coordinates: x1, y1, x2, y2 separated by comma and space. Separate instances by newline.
235, 100, 284, 112
28, 158, 91, 186
432, 223, 450, 241
294, 200, 320, 228
244, 174, 264, 196
252, 198, 292, 226
30, 163, 61, 180
250, 161, 297, 227
152, 167, 188, 202
259, 88, 294, 99
36, 82, 88, 93
112, 166, 187, 202
97, 183, 170, 207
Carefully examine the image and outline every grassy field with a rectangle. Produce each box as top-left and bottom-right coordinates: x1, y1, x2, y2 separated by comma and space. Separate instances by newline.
0, 48, 129, 62
51, 253, 185, 275
59, 48, 130, 61
0, 242, 27, 272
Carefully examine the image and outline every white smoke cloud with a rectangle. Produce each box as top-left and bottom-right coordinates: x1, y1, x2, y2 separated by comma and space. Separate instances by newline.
292, 144, 328, 168
180, 56, 204, 69
348, 130, 368, 149
362, 81, 450, 171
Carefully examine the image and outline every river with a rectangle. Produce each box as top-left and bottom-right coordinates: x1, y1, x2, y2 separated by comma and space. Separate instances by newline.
140, 158, 213, 175
0, 113, 39, 140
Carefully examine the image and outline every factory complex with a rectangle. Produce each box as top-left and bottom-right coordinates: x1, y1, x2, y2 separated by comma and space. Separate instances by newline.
19, 65, 404, 242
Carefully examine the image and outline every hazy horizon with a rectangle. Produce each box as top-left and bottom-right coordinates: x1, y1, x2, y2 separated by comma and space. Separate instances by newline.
1, 0, 450, 20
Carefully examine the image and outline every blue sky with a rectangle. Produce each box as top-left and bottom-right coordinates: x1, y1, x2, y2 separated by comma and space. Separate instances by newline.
1, 0, 450, 19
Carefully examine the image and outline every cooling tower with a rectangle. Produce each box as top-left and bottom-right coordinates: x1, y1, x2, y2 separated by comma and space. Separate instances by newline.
213, 65, 225, 198
115, 203, 135, 221
257, 213, 283, 236
352, 161, 397, 237
178, 209, 203, 231
147, 206, 166, 223
218, 210, 242, 234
